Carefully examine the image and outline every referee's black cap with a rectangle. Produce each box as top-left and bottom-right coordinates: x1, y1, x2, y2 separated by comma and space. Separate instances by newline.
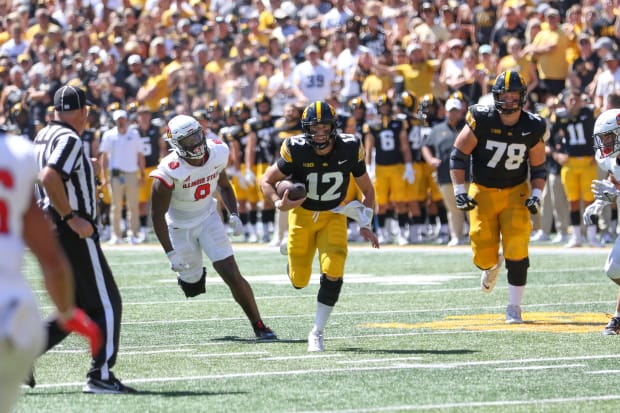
54, 85, 93, 112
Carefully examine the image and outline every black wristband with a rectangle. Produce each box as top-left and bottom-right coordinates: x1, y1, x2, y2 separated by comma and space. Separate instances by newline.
62, 211, 77, 221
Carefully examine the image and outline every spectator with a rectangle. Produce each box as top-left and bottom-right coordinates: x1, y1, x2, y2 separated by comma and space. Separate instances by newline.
291, 44, 336, 104
100, 109, 146, 245
490, 5, 525, 59
594, 53, 620, 111
567, 33, 599, 94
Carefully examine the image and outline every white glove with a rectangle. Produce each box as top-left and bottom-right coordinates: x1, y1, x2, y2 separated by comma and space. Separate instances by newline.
583, 199, 610, 225
236, 170, 247, 189
331, 200, 374, 229
591, 179, 619, 203
229, 213, 243, 236
166, 250, 190, 272
366, 163, 375, 182
403, 162, 415, 184
244, 169, 256, 186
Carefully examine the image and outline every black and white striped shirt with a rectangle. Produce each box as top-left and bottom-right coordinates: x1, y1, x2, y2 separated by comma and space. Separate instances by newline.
34, 121, 97, 221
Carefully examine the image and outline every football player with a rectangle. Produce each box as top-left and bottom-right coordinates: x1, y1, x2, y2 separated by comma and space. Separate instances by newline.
244, 93, 277, 243
149, 114, 276, 340
364, 94, 415, 245
450, 70, 548, 324
584, 108, 620, 335
259, 101, 378, 352
551, 88, 601, 247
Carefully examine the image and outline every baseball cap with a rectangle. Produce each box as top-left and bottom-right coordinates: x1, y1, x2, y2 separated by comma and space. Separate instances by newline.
112, 109, 128, 121
127, 54, 141, 65
479, 44, 492, 55
445, 98, 462, 112
594, 36, 614, 51
53, 85, 92, 112
406, 43, 422, 54
305, 44, 320, 55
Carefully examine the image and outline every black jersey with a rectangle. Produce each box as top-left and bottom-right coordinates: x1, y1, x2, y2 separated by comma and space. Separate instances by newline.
224, 125, 247, 166
363, 116, 407, 165
81, 128, 99, 159
277, 133, 367, 211
401, 114, 426, 163
466, 104, 547, 188
551, 106, 596, 157
244, 117, 276, 164
137, 123, 162, 167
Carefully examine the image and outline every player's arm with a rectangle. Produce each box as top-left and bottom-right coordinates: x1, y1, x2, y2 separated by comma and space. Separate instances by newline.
216, 170, 239, 215
259, 163, 304, 211
150, 178, 174, 253
529, 139, 547, 194
449, 123, 477, 187
23, 195, 102, 355
23, 194, 74, 315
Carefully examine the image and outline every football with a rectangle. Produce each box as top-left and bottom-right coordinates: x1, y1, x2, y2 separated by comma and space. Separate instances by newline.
276, 180, 307, 201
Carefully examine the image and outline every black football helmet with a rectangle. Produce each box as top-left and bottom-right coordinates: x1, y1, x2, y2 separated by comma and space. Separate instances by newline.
376, 94, 392, 113
348, 97, 366, 113
418, 93, 437, 120
301, 100, 337, 150
255, 93, 272, 115
233, 101, 251, 120
398, 91, 418, 115
492, 70, 527, 114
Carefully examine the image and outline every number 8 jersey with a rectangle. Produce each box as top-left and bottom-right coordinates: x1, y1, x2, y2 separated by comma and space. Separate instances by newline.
150, 139, 229, 228
277, 133, 367, 211
466, 104, 548, 188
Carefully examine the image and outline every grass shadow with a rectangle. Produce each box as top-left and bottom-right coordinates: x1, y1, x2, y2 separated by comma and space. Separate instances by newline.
338, 347, 480, 356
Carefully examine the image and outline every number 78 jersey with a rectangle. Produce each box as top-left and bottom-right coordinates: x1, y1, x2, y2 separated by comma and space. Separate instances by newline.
466, 104, 548, 188
276, 133, 367, 211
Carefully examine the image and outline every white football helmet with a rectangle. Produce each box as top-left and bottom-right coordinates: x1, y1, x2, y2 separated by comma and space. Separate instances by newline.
593, 109, 620, 158
166, 114, 207, 160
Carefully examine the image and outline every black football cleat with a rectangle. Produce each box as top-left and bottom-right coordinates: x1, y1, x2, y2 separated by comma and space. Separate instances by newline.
254, 320, 277, 340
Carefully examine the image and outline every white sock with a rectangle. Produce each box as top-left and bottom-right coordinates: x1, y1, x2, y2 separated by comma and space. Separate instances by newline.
508, 285, 525, 306
313, 302, 334, 332
614, 311, 620, 318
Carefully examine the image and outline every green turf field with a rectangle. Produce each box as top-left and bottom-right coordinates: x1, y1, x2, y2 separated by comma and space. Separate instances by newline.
15, 244, 620, 412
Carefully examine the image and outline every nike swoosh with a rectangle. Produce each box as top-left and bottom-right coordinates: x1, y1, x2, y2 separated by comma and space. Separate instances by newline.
522, 131, 532, 136
338, 160, 348, 165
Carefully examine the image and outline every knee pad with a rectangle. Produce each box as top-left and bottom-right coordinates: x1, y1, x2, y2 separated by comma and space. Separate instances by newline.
506, 258, 529, 286
317, 274, 343, 306
178, 267, 206, 298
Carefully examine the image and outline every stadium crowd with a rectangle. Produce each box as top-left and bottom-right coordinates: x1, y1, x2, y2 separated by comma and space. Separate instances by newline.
1, 0, 620, 247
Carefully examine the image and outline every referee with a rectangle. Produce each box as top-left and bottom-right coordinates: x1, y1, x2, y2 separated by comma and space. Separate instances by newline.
33, 85, 136, 394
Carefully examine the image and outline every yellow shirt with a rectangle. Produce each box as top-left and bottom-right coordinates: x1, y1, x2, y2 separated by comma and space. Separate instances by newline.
497, 55, 535, 86
362, 74, 386, 102
142, 74, 169, 112
394, 62, 435, 97
532, 28, 569, 80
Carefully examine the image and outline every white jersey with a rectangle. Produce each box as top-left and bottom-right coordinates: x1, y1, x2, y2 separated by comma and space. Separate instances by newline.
150, 139, 229, 228
292, 60, 336, 102
0, 133, 38, 287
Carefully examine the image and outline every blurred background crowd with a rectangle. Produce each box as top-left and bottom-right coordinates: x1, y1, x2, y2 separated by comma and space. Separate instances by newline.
1, 0, 620, 247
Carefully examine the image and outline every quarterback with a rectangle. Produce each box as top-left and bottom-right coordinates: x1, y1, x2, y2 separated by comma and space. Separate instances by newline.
150, 115, 276, 339
260, 100, 378, 352
450, 70, 548, 324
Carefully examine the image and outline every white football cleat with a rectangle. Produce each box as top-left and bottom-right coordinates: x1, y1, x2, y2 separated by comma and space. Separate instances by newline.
307, 329, 324, 352
481, 253, 504, 293
506, 304, 523, 324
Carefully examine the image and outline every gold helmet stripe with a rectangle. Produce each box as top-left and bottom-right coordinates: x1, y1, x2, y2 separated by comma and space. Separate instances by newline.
504, 71, 511, 90
316, 101, 322, 122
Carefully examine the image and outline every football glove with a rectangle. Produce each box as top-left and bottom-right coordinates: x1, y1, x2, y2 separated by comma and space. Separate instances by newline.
455, 193, 477, 211
331, 200, 374, 229
229, 213, 243, 236
591, 179, 619, 203
583, 199, 609, 225
402, 163, 415, 184
244, 169, 256, 185
524, 196, 541, 214
59, 308, 102, 356
166, 250, 190, 272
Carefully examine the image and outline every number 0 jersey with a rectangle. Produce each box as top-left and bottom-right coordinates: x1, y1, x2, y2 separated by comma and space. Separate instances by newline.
276, 134, 367, 211
149, 139, 229, 228
466, 104, 548, 188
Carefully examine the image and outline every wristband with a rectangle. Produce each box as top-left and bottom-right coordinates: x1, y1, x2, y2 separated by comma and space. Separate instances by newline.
531, 188, 542, 199
274, 199, 283, 210
62, 211, 77, 221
